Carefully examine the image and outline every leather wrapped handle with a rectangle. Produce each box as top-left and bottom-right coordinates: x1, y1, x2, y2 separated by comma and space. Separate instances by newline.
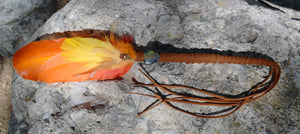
135, 51, 278, 66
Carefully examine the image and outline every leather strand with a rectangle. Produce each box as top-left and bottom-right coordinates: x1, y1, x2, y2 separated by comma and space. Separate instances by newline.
131, 51, 281, 118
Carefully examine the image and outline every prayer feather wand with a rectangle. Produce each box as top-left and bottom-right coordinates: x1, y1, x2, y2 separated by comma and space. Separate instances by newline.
13, 29, 281, 118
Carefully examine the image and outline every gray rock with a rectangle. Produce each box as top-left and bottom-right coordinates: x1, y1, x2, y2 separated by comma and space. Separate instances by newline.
260, 0, 300, 19
0, 0, 60, 57
9, 0, 299, 133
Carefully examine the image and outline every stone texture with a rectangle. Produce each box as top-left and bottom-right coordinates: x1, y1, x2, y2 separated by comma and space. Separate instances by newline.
8, 0, 300, 133
260, 0, 300, 19
0, 56, 13, 134
0, 0, 64, 57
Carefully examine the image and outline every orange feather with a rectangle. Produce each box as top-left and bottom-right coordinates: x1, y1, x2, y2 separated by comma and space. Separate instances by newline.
13, 33, 136, 83
13, 38, 65, 81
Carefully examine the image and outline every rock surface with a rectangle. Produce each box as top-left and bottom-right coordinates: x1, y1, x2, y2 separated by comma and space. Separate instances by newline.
0, 0, 63, 57
8, 0, 299, 133
0, 56, 13, 134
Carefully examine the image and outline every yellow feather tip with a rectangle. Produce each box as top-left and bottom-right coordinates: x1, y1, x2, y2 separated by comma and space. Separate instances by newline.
60, 36, 135, 71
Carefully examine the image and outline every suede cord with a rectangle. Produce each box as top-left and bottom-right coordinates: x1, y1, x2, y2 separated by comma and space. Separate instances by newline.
131, 51, 281, 118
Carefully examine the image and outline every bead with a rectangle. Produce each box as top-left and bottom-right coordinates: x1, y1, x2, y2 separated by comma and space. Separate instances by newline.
143, 50, 160, 64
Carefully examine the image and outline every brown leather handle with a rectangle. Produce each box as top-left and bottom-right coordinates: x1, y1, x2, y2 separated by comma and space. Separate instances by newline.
135, 51, 277, 66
